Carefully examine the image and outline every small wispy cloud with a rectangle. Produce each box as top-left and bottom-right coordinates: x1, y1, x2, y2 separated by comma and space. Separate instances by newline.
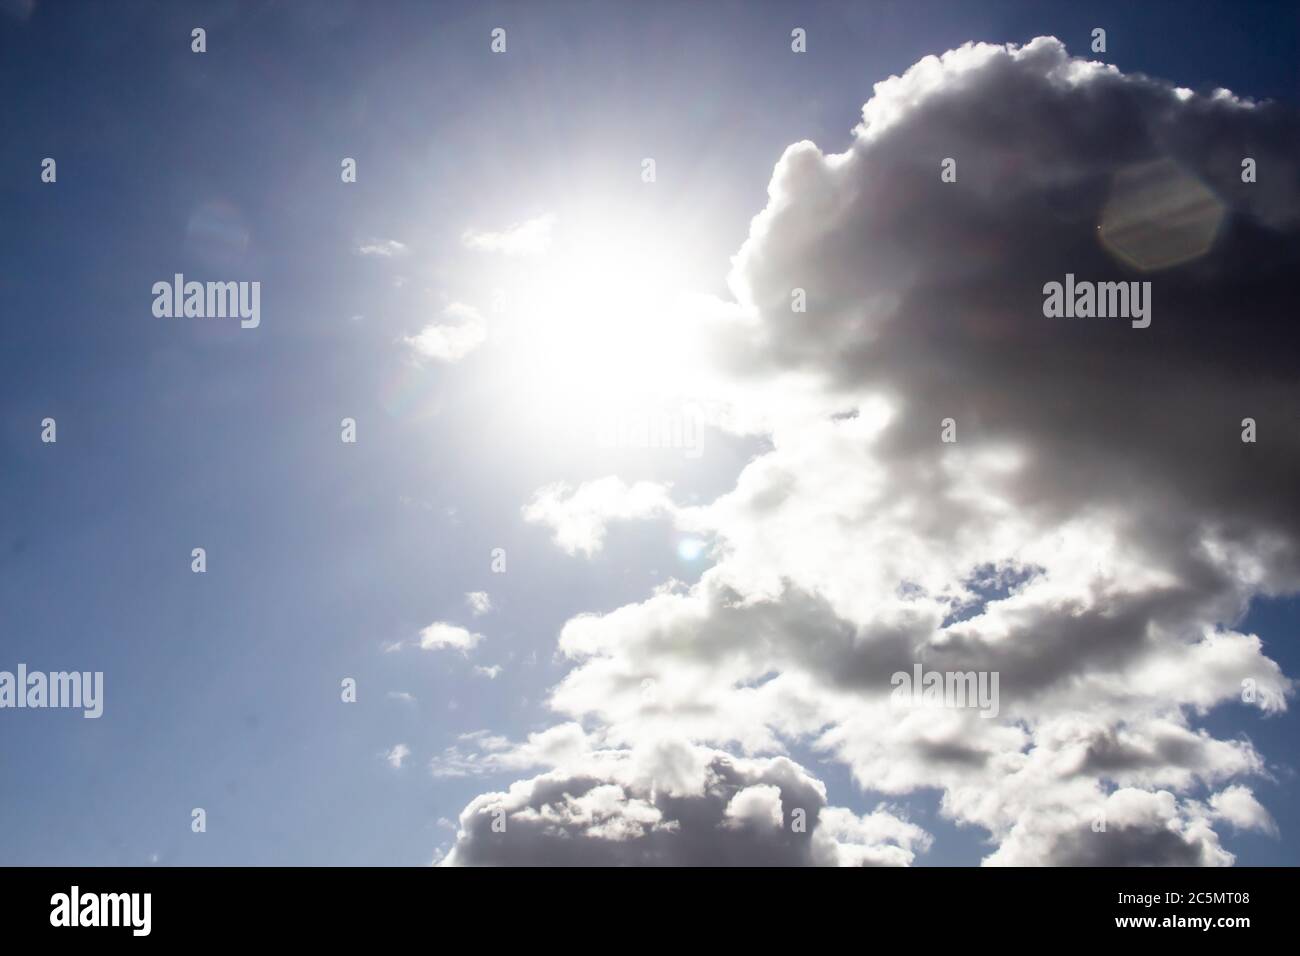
429, 725, 585, 778
474, 665, 502, 679
385, 743, 411, 769
462, 214, 554, 256
387, 691, 416, 704
465, 591, 492, 616
404, 302, 486, 363
523, 477, 677, 556
356, 237, 409, 258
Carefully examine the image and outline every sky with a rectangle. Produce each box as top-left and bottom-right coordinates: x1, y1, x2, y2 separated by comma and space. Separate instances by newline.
1, 0, 1299, 866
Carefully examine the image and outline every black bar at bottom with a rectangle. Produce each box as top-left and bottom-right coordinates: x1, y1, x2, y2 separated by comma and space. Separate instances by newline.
0, 866, 1286, 942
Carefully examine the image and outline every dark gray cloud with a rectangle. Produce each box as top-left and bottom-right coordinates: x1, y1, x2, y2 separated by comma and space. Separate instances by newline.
728, 37, 1300, 558
442, 747, 929, 866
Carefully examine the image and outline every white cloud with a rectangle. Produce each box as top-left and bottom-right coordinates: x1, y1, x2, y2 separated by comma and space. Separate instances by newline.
723, 784, 784, 830
356, 237, 408, 257
418, 622, 482, 653
1209, 785, 1279, 837
523, 477, 676, 556
474, 665, 502, 680
462, 214, 555, 256
404, 302, 486, 363
465, 591, 492, 616
385, 744, 411, 769
431, 724, 585, 779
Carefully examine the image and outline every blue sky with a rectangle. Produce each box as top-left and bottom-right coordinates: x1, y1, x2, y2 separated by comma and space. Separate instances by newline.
2, 0, 1298, 866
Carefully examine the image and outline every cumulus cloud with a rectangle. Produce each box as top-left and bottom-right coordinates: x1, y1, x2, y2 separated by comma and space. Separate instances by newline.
462, 214, 555, 256
405, 302, 486, 363
418, 622, 482, 653
1209, 784, 1279, 837
440, 738, 930, 866
987, 785, 1279, 866
385, 744, 411, 769
446, 36, 1299, 865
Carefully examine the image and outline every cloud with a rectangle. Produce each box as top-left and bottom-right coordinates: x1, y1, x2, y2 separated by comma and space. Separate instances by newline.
418, 622, 482, 653
723, 784, 784, 830
987, 786, 1277, 866
465, 591, 492, 616
432, 725, 586, 779
385, 744, 411, 769
404, 302, 486, 363
448, 36, 1300, 865
439, 738, 930, 866
356, 237, 408, 257
462, 214, 555, 256
474, 665, 502, 680
523, 477, 677, 556
1209, 784, 1279, 837
387, 691, 416, 703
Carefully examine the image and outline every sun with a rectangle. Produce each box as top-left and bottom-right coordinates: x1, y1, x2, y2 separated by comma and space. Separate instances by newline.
493, 219, 705, 420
